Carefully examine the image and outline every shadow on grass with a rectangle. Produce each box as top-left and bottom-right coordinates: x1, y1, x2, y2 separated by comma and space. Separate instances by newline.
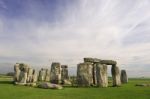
0, 80, 13, 84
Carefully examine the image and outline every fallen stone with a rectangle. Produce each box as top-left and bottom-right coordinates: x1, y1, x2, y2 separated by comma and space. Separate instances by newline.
62, 79, 72, 85
25, 83, 37, 87
38, 82, 63, 89
136, 84, 150, 87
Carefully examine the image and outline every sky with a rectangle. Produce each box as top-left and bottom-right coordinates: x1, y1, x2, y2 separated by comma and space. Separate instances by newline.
0, 0, 150, 77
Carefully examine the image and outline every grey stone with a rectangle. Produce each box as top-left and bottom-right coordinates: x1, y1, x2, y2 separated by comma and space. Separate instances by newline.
14, 63, 37, 85
135, 83, 150, 87
121, 70, 128, 84
111, 65, 121, 86
96, 63, 108, 87
38, 68, 46, 81
84, 58, 94, 63
61, 65, 69, 82
93, 58, 101, 63
18, 64, 28, 84
77, 62, 93, 87
38, 82, 63, 89
14, 63, 20, 82
62, 79, 72, 85
45, 69, 50, 82
84, 58, 101, 63
32, 69, 37, 83
27, 68, 33, 83
50, 62, 61, 84
92, 63, 97, 85
100, 60, 117, 65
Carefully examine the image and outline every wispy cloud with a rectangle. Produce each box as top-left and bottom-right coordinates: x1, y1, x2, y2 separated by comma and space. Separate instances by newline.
0, 0, 150, 77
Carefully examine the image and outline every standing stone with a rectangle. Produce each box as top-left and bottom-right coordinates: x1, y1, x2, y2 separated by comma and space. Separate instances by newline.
45, 69, 50, 82
38, 68, 46, 81
77, 62, 93, 87
61, 65, 69, 80
61, 65, 70, 84
14, 63, 37, 85
14, 63, 20, 82
32, 69, 37, 83
27, 68, 33, 83
111, 65, 121, 86
96, 63, 108, 87
50, 62, 61, 84
92, 63, 97, 85
19, 63, 28, 84
121, 70, 128, 84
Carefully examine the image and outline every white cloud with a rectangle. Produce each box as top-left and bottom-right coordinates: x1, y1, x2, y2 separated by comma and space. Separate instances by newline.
0, 0, 150, 77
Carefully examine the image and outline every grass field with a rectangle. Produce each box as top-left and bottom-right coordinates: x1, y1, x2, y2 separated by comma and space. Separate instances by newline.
0, 76, 150, 99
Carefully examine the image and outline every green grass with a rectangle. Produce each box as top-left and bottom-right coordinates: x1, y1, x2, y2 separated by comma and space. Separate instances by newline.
0, 76, 150, 99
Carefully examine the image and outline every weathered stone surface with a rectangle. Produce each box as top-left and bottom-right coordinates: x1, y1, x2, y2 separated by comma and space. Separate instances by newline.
14, 63, 37, 85
61, 65, 69, 81
84, 58, 101, 63
93, 58, 101, 63
135, 83, 150, 87
38, 82, 63, 89
111, 65, 121, 86
27, 68, 33, 83
92, 63, 97, 85
50, 62, 61, 84
19, 63, 29, 72
121, 70, 128, 84
38, 68, 46, 81
32, 69, 37, 83
62, 79, 72, 85
26, 83, 37, 87
84, 58, 94, 63
14, 63, 20, 82
96, 63, 108, 87
100, 60, 117, 65
18, 63, 29, 84
77, 62, 93, 87
45, 69, 50, 82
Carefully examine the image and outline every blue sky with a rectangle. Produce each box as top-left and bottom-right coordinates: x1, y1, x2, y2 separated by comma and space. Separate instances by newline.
0, 0, 150, 77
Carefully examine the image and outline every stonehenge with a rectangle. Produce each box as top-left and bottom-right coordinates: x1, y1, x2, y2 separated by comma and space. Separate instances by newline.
13, 57, 127, 88
77, 57, 122, 87
121, 70, 128, 84
14, 63, 37, 85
